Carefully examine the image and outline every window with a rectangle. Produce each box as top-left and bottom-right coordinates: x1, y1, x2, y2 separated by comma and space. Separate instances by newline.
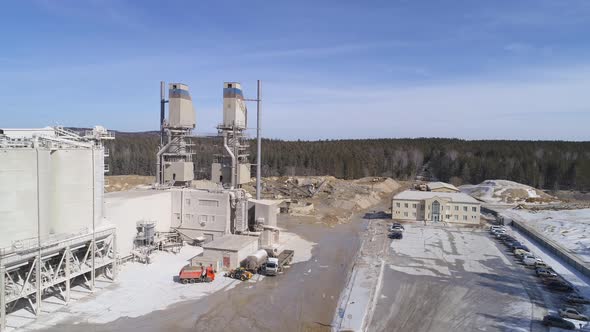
404, 203, 408, 208
184, 214, 191, 221
404, 212, 408, 217
185, 199, 190, 205
463, 206, 468, 212
454, 215, 458, 220
412, 203, 417, 208
199, 215, 208, 222
210, 215, 216, 222
446, 206, 450, 211
472, 215, 477, 219
396, 202, 400, 208
472, 207, 477, 212
446, 215, 451, 219
463, 215, 467, 221
454, 206, 459, 211
199, 200, 219, 207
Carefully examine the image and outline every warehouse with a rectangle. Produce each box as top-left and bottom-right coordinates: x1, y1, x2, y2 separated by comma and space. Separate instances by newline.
392, 190, 480, 223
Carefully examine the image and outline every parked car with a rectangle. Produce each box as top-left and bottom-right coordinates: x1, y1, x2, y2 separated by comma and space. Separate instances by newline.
511, 244, 529, 252
542, 315, 575, 329
566, 294, 590, 304
389, 231, 403, 239
536, 268, 558, 279
559, 307, 589, 321
390, 223, 405, 232
535, 261, 550, 269
513, 249, 530, 257
523, 256, 543, 266
546, 281, 574, 292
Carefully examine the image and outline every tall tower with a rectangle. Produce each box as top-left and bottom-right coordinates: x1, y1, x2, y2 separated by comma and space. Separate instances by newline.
211, 82, 251, 188
157, 82, 196, 186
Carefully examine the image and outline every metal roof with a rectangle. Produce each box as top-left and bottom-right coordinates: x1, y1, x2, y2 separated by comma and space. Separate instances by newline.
393, 190, 479, 204
427, 181, 459, 192
203, 234, 259, 252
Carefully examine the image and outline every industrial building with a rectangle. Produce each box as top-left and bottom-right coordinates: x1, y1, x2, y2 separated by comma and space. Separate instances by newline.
0, 126, 116, 330
0, 80, 277, 331
392, 190, 481, 223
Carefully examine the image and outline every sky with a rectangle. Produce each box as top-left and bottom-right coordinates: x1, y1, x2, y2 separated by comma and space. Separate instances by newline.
1, 0, 589, 141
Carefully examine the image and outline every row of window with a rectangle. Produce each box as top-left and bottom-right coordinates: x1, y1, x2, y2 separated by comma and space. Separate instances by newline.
185, 199, 220, 207
395, 201, 477, 212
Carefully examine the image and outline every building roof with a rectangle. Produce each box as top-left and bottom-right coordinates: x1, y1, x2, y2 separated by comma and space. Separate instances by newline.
427, 182, 459, 192
248, 199, 283, 206
202, 234, 259, 252
393, 190, 479, 204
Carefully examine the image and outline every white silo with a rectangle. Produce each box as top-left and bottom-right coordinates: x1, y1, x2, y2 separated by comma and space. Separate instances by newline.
50, 148, 95, 235
168, 83, 196, 129
223, 82, 247, 129
0, 148, 51, 247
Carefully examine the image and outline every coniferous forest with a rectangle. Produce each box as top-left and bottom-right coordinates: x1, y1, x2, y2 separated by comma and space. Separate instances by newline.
104, 131, 590, 191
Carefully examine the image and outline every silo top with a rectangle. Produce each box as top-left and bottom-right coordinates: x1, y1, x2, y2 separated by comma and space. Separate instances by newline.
169, 83, 192, 101
223, 82, 244, 100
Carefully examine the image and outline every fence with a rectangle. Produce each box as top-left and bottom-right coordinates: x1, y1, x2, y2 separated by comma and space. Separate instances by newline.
511, 218, 590, 279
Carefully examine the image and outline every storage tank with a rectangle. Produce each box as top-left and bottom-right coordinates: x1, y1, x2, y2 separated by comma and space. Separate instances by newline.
0, 148, 51, 248
243, 249, 268, 271
223, 82, 247, 129
168, 83, 196, 129
50, 149, 94, 235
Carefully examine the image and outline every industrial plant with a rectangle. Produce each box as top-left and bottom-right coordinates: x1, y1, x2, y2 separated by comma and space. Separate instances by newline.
0, 80, 287, 331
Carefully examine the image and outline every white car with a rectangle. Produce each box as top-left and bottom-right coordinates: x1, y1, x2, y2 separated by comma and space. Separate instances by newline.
559, 307, 589, 321
489, 226, 505, 233
514, 249, 530, 257
523, 256, 543, 266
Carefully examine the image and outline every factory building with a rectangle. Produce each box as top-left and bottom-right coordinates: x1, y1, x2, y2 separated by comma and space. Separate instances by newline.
392, 190, 481, 224
0, 126, 116, 329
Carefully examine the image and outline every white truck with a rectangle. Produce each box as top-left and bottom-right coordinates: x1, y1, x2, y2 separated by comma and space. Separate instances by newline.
264, 250, 294, 276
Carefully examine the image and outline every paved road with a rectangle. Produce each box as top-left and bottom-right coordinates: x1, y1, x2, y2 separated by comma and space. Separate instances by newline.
369, 224, 549, 332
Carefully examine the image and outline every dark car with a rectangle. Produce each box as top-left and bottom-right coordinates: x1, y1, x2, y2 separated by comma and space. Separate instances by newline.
510, 244, 527, 251
389, 231, 403, 239
546, 281, 574, 292
542, 315, 575, 329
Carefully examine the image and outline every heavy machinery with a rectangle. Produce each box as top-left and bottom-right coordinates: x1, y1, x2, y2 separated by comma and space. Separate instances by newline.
178, 264, 215, 284
225, 267, 253, 281
264, 249, 294, 276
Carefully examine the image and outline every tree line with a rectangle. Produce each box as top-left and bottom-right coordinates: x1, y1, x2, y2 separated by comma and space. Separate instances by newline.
104, 132, 590, 191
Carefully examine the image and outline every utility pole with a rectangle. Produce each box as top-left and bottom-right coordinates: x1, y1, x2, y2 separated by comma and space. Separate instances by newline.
256, 80, 262, 200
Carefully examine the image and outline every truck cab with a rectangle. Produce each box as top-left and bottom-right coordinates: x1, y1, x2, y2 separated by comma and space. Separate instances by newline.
265, 257, 279, 276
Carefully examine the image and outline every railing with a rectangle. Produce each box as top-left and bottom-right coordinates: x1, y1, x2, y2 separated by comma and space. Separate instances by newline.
104, 163, 110, 173
104, 147, 109, 157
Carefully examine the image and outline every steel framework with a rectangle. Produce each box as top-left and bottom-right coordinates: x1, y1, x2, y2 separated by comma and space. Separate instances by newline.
0, 227, 117, 331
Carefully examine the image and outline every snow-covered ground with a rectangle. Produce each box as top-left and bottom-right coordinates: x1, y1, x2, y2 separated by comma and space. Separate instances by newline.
508, 227, 590, 330
460, 179, 553, 204
502, 208, 590, 263
8, 231, 315, 331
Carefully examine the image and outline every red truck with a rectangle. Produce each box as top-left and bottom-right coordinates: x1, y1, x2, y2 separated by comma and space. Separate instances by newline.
179, 264, 215, 284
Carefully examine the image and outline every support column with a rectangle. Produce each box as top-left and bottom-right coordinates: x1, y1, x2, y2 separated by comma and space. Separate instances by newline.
90, 240, 95, 292
65, 248, 70, 304
1, 266, 6, 332
112, 233, 118, 281
35, 255, 41, 316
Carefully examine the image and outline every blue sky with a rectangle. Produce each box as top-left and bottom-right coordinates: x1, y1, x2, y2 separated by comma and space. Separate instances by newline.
1, 0, 589, 140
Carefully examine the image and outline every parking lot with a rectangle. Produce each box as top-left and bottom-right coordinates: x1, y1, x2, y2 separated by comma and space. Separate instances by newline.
370, 224, 547, 331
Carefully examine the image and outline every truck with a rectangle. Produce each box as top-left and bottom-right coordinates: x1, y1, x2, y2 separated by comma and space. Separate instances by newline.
243, 249, 268, 273
265, 249, 294, 276
178, 264, 215, 284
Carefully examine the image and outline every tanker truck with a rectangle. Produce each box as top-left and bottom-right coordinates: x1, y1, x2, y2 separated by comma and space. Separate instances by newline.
242, 249, 268, 273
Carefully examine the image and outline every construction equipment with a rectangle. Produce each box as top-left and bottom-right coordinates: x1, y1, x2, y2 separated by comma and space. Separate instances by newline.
225, 267, 253, 281
265, 249, 294, 276
178, 264, 215, 284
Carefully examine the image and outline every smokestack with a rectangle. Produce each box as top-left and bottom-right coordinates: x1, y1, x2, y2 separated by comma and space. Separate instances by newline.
256, 80, 262, 200
160, 81, 165, 146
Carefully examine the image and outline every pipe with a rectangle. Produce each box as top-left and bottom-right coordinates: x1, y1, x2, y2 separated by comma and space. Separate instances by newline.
160, 81, 166, 147
256, 80, 262, 200
35, 144, 41, 316
223, 134, 236, 189
156, 131, 172, 185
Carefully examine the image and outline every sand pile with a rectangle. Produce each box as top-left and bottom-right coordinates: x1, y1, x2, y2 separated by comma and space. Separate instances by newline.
460, 179, 555, 204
